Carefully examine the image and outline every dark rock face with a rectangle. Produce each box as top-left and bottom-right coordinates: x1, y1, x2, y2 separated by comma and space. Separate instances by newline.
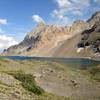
77, 13, 100, 54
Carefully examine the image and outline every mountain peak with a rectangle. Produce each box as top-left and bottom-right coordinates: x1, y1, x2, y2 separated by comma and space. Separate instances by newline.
93, 11, 100, 17
37, 21, 46, 27
87, 11, 100, 26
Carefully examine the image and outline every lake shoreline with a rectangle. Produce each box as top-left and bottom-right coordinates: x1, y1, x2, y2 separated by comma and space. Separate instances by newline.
0, 56, 98, 60
0, 56, 100, 68
0, 56, 100, 61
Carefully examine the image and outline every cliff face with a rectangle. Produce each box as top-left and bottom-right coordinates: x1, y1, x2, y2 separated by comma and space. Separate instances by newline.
88, 11, 100, 27
53, 11, 100, 59
2, 11, 100, 58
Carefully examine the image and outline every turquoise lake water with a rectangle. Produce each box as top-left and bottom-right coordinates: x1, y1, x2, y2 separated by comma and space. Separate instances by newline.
1, 56, 100, 68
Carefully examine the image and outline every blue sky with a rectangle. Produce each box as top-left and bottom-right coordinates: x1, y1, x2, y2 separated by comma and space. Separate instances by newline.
0, 0, 100, 51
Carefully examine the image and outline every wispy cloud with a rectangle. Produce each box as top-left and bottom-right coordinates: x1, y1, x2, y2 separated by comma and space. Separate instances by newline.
32, 15, 45, 23
51, 0, 99, 24
0, 19, 7, 25
0, 35, 18, 50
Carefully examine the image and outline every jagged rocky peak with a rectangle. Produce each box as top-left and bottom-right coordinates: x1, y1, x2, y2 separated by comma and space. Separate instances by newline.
19, 22, 65, 50
37, 21, 46, 27
87, 11, 100, 26
73, 20, 89, 27
26, 21, 46, 38
25, 23, 65, 42
91, 11, 100, 19
69, 20, 89, 34
25, 20, 89, 41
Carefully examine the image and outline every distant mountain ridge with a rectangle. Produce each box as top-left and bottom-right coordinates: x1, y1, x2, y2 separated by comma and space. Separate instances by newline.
2, 11, 100, 59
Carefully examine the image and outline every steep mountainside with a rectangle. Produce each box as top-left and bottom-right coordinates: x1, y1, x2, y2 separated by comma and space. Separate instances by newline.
53, 15, 100, 59
2, 11, 100, 59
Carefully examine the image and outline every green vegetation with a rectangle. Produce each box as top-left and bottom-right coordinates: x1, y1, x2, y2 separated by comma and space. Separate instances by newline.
89, 67, 100, 82
0, 57, 5, 61
0, 58, 100, 100
11, 71, 44, 95
36, 93, 77, 100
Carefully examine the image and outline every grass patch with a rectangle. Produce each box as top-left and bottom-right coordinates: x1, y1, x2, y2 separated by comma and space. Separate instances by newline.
36, 92, 77, 100
10, 71, 44, 95
0, 57, 5, 61
89, 67, 100, 82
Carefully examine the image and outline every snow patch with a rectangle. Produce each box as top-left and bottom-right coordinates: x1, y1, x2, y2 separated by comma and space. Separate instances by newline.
77, 48, 84, 53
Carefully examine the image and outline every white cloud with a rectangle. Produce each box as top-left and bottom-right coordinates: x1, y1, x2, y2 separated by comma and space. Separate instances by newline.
51, 8, 71, 24
51, 0, 91, 23
55, 0, 90, 9
32, 15, 45, 23
51, 9, 70, 24
0, 35, 18, 50
55, 0, 71, 8
0, 19, 7, 25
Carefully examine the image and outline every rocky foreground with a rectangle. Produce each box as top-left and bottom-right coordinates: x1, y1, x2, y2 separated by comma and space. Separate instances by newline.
0, 58, 100, 100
